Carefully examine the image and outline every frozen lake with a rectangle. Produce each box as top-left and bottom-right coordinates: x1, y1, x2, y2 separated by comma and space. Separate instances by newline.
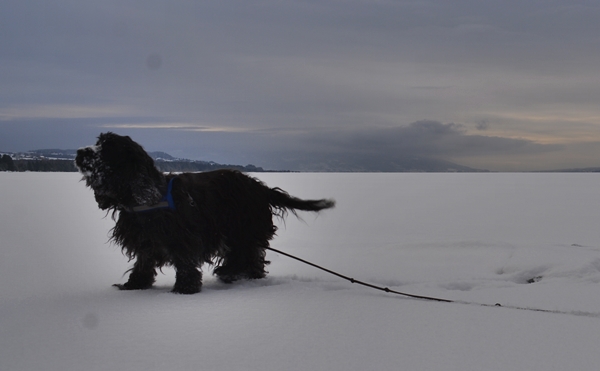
1, 172, 600, 370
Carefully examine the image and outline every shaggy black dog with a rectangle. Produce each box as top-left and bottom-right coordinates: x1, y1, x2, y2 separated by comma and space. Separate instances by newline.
76, 132, 335, 294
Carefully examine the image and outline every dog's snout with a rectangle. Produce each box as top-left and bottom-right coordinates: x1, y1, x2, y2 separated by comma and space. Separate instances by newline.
75, 147, 100, 174
75, 149, 88, 167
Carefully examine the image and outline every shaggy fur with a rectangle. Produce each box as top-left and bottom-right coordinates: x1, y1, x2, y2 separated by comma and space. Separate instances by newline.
76, 132, 335, 294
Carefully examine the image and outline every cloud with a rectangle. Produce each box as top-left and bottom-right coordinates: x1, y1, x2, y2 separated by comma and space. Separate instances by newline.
101, 122, 255, 133
476, 120, 489, 131
317, 120, 558, 158
182, 120, 563, 171
0, 104, 139, 121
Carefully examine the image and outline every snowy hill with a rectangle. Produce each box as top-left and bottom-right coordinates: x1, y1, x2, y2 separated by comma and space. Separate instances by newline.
2, 173, 600, 370
1, 149, 268, 173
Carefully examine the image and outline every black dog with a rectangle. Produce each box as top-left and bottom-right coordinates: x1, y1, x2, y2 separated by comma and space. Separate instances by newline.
76, 132, 335, 294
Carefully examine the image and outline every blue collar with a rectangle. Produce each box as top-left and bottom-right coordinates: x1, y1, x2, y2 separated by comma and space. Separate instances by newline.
130, 177, 176, 212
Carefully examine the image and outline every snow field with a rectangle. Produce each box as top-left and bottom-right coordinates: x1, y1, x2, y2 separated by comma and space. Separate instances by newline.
1, 172, 600, 371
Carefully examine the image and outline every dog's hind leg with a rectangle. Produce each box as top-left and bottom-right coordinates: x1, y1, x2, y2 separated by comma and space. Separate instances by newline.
114, 257, 157, 290
172, 260, 202, 294
243, 240, 270, 280
214, 237, 270, 283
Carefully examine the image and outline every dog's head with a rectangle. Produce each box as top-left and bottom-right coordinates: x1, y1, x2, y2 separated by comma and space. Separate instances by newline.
75, 132, 165, 210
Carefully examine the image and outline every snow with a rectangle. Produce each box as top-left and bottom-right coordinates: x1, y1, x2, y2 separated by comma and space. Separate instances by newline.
2, 172, 600, 371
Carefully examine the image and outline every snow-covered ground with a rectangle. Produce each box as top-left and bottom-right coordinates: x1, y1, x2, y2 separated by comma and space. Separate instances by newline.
2, 172, 600, 371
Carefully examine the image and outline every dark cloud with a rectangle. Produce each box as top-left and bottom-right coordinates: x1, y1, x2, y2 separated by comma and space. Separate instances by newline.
476, 120, 489, 131
308, 120, 557, 158
113, 120, 559, 171
262, 120, 561, 170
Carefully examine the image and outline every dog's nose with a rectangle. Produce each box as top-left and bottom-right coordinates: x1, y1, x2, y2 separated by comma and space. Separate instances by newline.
76, 147, 94, 167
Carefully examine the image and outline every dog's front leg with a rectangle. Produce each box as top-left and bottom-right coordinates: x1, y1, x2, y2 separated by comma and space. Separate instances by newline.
114, 258, 157, 291
172, 260, 202, 294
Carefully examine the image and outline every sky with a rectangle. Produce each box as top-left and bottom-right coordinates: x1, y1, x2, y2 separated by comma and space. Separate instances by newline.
2, 0, 600, 171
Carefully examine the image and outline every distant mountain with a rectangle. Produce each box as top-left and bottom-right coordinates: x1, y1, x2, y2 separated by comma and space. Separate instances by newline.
282, 154, 487, 172
147, 151, 267, 172
1, 149, 268, 173
148, 151, 177, 161
540, 167, 600, 173
27, 149, 77, 160
2, 149, 488, 172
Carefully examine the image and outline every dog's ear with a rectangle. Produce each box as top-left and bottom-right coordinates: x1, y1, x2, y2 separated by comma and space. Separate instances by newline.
127, 151, 165, 206
130, 173, 163, 206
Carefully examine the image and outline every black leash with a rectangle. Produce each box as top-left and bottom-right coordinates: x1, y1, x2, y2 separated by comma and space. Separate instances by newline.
265, 246, 600, 318
265, 246, 452, 303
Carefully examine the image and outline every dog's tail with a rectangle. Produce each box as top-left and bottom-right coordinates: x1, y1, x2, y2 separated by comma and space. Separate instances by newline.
268, 187, 335, 215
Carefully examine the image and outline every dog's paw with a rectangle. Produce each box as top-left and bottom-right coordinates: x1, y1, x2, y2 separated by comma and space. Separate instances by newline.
216, 274, 240, 284
214, 266, 240, 283
113, 283, 152, 291
171, 285, 201, 294
215, 268, 266, 284
245, 269, 267, 280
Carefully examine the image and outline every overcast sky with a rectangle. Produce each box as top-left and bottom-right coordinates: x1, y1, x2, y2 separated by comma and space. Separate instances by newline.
2, 0, 600, 171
